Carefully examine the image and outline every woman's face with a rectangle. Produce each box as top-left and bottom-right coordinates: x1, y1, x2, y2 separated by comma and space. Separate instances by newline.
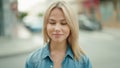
47, 8, 70, 43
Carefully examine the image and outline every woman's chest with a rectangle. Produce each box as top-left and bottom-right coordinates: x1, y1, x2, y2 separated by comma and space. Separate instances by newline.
35, 58, 84, 68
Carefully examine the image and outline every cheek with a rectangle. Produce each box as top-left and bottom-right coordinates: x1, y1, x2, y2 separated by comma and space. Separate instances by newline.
47, 25, 50, 33
65, 27, 70, 36
46, 24, 52, 35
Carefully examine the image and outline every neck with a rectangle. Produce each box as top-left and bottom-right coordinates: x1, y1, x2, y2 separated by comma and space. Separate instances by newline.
50, 41, 67, 52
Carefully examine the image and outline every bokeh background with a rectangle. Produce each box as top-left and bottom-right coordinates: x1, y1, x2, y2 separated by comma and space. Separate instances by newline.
0, 0, 120, 68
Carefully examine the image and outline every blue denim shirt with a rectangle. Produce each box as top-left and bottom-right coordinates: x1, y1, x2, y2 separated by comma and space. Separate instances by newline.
25, 43, 92, 68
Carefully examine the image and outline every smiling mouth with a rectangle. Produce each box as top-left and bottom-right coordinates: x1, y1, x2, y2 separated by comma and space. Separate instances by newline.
52, 34, 63, 37
53, 34, 63, 35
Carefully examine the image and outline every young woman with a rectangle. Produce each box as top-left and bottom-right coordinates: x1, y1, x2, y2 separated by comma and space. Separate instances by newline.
26, 1, 92, 68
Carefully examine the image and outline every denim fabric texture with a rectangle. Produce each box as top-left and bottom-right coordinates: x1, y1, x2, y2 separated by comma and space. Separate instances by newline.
25, 43, 92, 68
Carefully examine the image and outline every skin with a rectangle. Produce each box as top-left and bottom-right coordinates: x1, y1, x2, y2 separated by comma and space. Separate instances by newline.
46, 8, 70, 68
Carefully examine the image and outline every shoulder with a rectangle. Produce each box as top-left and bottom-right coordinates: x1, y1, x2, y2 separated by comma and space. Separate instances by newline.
80, 54, 90, 63
77, 54, 92, 68
25, 43, 49, 68
25, 48, 43, 68
25, 44, 48, 68
26, 47, 43, 63
26, 43, 49, 63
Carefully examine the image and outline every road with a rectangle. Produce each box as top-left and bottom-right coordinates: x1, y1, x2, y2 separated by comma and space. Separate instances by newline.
0, 53, 29, 68
80, 30, 120, 68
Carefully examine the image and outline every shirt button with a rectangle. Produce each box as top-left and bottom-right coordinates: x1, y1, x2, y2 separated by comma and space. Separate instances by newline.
50, 65, 53, 68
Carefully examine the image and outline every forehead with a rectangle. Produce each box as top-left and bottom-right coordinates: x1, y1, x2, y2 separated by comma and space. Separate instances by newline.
49, 8, 65, 19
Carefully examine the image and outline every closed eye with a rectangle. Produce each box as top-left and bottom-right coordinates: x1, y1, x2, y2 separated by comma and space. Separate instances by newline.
49, 22, 56, 25
61, 23, 67, 25
61, 20, 67, 25
48, 19, 56, 25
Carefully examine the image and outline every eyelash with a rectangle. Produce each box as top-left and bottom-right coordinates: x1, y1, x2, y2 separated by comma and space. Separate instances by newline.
61, 23, 67, 25
49, 22, 67, 25
49, 22, 55, 24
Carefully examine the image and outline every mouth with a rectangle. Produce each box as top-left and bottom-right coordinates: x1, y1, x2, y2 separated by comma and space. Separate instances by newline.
52, 34, 63, 37
53, 34, 63, 35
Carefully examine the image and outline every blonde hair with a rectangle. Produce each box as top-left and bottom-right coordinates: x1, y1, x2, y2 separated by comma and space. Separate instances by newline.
43, 1, 84, 60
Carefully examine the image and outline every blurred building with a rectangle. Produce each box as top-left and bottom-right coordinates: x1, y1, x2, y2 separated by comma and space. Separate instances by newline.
0, 0, 4, 36
77, 0, 120, 28
99, 0, 120, 28
0, 0, 18, 38
0, 0, 78, 38
0, 0, 119, 38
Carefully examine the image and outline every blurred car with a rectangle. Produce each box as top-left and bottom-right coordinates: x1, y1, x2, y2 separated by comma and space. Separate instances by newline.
23, 16, 43, 32
78, 14, 102, 31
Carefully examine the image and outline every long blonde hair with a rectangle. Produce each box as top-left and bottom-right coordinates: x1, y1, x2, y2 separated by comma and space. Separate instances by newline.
43, 1, 84, 60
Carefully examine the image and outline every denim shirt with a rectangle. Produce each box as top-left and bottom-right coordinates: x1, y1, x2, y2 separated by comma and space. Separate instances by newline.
25, 43, 92, 68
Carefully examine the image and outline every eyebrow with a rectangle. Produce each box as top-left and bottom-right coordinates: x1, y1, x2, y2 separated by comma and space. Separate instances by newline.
48, 19, 66, 21
48, 19, 55, 21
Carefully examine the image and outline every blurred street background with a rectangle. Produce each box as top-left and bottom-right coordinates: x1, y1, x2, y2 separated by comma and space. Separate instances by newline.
0, 0, 120, 68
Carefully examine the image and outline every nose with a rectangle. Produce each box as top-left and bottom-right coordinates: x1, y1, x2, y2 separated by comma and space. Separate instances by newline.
54, 24, 61, 32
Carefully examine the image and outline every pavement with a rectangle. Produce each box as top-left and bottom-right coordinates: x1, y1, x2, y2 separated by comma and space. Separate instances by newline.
79, 28, 120, 68
0, 28, 120, 58
0, 35, 43, 58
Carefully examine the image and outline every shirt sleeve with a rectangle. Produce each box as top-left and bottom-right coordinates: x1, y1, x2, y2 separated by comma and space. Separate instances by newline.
84, 56, 92, 68
25, 53, 34, 68
25, 48, 43, 68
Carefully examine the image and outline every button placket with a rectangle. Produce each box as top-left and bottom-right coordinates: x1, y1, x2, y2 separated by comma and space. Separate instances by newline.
50, 65, 53, 68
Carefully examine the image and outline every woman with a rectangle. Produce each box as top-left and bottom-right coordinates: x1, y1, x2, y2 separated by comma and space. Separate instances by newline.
26, 1, 92, 68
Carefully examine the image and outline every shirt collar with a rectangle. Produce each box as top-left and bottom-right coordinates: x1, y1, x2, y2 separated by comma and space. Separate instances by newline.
42, 43, 50, 59
65, 44, 74, 59
42, 43, 74, 59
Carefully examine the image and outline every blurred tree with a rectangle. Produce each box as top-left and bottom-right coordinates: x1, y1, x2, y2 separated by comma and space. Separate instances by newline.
19, 12, 28, 20
38, 13, 43, 17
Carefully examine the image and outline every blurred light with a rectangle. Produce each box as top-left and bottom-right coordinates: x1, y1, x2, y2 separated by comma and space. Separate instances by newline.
17, 25, 31, 39
18, 0, 46, 12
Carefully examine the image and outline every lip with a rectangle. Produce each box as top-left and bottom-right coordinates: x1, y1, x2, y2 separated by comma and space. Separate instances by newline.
52, 34, 63, 36
52, 34, 63, 38
53, 34, 62, 35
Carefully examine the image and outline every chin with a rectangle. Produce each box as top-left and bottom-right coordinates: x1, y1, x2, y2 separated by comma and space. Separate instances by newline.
52, 39, 65, 43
